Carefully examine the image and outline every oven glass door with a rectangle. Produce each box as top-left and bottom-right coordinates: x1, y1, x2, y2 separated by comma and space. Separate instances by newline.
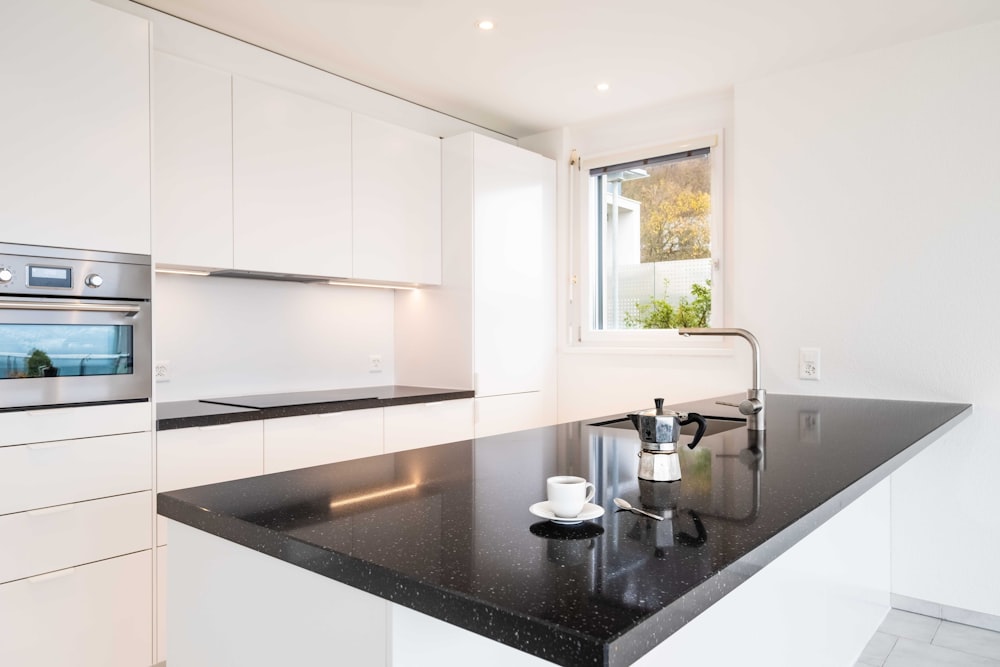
0, 298, 151, 409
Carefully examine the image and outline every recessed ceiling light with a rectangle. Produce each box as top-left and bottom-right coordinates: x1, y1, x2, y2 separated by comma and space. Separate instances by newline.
596, 82, 610, 93
477, 19, 495, 31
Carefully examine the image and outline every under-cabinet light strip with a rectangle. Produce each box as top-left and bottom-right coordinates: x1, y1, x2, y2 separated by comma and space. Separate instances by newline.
326, 280, 419, 291
155, 268, 211, 276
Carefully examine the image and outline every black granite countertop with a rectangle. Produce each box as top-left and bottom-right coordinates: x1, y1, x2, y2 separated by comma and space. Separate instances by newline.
158, 394, 970, 666
156, 385, 474, 431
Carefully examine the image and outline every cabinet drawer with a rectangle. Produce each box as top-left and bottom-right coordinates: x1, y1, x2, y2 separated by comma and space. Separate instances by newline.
0, 431, 152, 515
0, 491, 151, 584
0, 550, 152, 667
157, 421, 263, 545
474, 392, 551, 438
384, 399, 474, 453
264, 408, 383, 474
0, 401, 150, 448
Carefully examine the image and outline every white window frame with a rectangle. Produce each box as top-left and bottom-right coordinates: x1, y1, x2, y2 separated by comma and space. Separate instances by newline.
571, 132, 726, 350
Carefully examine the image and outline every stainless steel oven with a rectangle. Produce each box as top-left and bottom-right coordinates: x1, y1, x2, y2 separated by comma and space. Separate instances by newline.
0, 242, 151, 410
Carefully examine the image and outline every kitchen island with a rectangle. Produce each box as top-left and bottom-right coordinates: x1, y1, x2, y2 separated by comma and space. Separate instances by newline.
158, 394, 970, 666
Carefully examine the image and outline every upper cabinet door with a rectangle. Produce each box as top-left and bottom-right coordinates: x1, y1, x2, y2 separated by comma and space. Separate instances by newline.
352, 114, 441, 285
473, 135, 555, 397
153, 54, 233, 270
0, 0, 150, 254
233, 78, 352, 278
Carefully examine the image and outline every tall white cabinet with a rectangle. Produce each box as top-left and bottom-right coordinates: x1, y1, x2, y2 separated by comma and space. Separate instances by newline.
395, 134, 556, 436
0, 0, 150, 254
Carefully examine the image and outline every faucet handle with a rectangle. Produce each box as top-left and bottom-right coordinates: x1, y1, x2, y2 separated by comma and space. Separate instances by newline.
716, 399, 763, 416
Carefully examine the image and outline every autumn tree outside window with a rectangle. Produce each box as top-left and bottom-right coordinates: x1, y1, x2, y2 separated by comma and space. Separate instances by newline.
579, 136, 724, 345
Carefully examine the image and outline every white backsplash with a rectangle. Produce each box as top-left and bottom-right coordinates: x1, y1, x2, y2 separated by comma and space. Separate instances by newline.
153, 273, 395, 402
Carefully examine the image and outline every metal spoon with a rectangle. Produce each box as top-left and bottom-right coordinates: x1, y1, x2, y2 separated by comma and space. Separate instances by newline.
613, 498, 664, 521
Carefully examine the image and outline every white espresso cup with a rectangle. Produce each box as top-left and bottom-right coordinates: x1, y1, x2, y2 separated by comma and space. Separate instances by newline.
546, 476, 596, 518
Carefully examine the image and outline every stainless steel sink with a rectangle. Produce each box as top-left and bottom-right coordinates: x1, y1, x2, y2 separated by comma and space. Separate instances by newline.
589, 416, 745, 437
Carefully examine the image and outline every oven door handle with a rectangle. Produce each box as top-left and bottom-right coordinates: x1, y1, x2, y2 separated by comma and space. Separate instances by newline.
0, 299, 142, 317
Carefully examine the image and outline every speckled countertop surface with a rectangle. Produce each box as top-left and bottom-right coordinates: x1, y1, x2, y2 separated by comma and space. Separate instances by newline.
158, 394, 970, 666
156, 385, 474, 430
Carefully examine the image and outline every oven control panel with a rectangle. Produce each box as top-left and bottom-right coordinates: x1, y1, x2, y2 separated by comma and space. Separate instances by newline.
0, 242, 150, 300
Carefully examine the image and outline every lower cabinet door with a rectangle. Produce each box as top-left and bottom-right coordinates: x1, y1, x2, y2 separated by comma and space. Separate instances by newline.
264, 408, 383, 474
156, 421, 264, 545
0, 550, 152, 667
384, 399, 474, 453
474, 392, 553, 438
0, 431, 152, 516
0, 491, 151, 585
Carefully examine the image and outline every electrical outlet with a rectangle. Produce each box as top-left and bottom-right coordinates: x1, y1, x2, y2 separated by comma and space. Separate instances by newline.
368, 354, 382, 373
799, 347, 820, 381
154, 360, 171, 383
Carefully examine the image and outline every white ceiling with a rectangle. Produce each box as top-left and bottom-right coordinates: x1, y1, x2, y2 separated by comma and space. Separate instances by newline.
135, 0, 1000, 138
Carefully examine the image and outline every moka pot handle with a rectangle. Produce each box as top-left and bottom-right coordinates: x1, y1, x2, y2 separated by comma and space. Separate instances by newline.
680, 413, 707, 449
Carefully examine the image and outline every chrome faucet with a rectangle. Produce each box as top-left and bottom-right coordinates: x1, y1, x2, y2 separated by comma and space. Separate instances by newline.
678, 327, 766, 431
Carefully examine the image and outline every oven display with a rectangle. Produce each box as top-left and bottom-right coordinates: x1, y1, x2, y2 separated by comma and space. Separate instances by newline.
27, 265, 73, 289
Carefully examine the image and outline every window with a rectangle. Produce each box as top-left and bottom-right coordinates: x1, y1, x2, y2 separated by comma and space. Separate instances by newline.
575, 135, 723, 345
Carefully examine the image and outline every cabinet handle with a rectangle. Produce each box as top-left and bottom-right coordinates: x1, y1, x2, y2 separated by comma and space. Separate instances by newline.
28, 567, 77, 584
26, 441, 72, 451
199, 423, 235, 432
26, 407, 76, 417
27, 503, 76, 517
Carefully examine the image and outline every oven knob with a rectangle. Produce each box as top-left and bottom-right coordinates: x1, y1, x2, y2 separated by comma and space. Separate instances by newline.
84, 273, 104, 288
0, 267, 12, 284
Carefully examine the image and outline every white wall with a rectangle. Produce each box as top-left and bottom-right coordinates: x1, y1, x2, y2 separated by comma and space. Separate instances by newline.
550, 92, 745, 423
733, 22, 1000, 616
154, 275, 394, 401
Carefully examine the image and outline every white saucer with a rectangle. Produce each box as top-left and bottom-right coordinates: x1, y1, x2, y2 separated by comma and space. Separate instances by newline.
529, 501, 605, 525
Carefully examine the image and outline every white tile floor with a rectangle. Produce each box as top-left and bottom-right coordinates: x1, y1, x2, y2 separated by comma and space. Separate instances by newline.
857, 610, 1000, 666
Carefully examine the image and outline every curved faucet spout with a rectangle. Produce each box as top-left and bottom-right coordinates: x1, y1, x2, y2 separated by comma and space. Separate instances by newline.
678, 327, 765, 430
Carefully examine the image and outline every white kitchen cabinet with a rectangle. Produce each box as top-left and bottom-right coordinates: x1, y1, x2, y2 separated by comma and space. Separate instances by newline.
0, 551, 152, 667
0, 491, 151, 585
472, 136, 552, 398
0, 401, 150, 448
156, 421, 264, 545
353, 114, 442, 285
0, 399, 153, 666
395, 133, 556, 435
0, 431, 152, 516
264, 408, 383, 474
153, 53, 234, 269
233, 77, 353, 278
0, 0, 150, 254
474, 393, 551, 439
383, 399, 474, 453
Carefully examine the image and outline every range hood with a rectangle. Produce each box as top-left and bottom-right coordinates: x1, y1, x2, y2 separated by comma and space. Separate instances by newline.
155, 265, 419, 290
207, 268, 334, 284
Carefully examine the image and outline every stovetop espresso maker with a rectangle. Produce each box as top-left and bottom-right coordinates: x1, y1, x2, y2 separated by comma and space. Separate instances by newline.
627, 398, 707, 482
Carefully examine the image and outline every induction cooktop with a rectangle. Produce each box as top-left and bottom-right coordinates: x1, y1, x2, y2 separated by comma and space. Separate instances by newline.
201, 389, 378, 410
